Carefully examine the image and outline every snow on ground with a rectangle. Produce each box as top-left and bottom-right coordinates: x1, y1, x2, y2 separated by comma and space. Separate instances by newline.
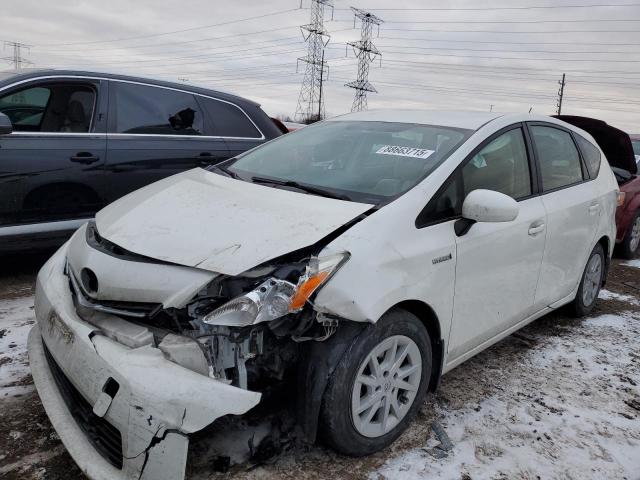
622, 259, 640, 269
375, 310, 640, 480
598, 288, 640, 306
0, 296, 36, 399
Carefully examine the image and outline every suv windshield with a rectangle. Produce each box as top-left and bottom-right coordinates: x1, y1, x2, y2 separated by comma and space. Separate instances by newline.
226, 120, 471, 204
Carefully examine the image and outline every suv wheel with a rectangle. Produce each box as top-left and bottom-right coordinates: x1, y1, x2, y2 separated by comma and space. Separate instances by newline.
320, 309, 431, 456
571, 243, 605, 317
620, 210, 640, 259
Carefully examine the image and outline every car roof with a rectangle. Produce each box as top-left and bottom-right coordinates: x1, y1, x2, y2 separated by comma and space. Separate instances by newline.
0, 69, 260, 108
328, 109, 503, 130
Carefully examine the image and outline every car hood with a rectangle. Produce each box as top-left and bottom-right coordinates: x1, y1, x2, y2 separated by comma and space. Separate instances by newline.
95, 169, 373, 275
554, 115, 637, 175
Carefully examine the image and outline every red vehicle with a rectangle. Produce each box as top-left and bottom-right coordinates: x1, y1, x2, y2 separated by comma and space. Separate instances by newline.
556, 117, 640, 258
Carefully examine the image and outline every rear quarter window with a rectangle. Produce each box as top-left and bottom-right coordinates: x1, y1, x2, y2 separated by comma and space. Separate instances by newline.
197, 96, 261, 138
575, 134, 601, 179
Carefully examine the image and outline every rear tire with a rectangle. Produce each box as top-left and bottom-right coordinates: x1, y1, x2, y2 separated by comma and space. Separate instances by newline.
319, 309, 431, 456
620, 210, 640, 259
571, 243, 605, 317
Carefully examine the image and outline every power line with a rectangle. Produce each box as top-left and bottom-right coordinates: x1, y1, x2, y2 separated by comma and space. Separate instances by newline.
335, 3, 640, 11
41, 8, 303, 47
376, 43, 640, 56
346, 7, 383, 112
381, 18, 640, 24
379, 36, 640, 47
379, 58, 640, 76
379, 48, 640, 64
382, 27, 640, 34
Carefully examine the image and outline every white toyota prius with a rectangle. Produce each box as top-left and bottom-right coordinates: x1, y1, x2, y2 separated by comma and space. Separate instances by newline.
29, 110, 618, 479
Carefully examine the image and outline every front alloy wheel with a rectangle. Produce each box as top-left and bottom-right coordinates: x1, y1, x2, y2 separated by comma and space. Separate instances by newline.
351, 335, 422, 438
320, 309, 431, 456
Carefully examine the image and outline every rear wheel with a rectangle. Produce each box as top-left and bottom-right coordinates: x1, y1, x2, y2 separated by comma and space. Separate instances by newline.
320, 309, 431, 456
620, 210, 640, 259
571, 243, 605, 317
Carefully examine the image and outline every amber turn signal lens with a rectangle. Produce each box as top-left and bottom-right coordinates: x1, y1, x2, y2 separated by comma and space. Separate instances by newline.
617, 191, 626, 207
289, 271, 330, 310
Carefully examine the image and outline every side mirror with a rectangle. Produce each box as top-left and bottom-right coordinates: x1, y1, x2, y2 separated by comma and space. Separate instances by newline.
455, 189, 519, 236
0, 112, 12, 135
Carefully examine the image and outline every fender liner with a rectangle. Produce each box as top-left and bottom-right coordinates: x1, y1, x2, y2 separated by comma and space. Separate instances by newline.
296, 320, 371, 442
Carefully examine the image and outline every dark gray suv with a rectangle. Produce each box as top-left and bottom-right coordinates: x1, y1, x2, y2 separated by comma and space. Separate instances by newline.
0, 70, 282, 252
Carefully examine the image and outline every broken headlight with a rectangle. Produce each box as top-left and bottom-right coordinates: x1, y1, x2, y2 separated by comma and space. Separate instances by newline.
203, 252, 349, 327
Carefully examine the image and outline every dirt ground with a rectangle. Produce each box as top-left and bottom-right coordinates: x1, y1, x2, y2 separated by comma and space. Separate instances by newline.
0, 252, 639, 480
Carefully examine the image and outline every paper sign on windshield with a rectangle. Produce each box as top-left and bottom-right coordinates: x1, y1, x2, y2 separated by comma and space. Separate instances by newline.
376, 145, 435, 159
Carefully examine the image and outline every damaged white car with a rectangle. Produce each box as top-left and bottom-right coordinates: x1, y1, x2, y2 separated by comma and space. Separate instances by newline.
29, 110, 618, 479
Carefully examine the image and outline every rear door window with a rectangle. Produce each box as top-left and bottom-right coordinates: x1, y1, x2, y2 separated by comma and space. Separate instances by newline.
530, 125, 585, 191
574, 134, 601, 179
197, 96, 261, 138
112, 82, 203, 135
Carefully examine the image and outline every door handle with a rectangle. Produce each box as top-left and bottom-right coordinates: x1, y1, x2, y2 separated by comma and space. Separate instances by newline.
589, 203, 600, 214
196, 152, 214, 165
70, 152, 100, 164
528, 222, 545, 236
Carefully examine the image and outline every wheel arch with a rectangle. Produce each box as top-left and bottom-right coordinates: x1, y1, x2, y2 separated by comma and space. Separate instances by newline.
595, 234, 611, 287
387, 300, 445, 394
23, 181, 102, 209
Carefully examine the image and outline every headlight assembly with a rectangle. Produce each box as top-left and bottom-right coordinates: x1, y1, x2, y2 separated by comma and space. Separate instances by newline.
202, 252, 349, 327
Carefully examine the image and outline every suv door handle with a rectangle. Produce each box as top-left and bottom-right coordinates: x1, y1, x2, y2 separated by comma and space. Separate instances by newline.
589, 203, 600, 214
528, 222, 545, 236
196, 152, 214, 165
70, 152, 100, 164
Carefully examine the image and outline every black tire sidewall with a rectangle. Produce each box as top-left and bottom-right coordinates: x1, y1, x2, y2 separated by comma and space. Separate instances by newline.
573, 243, 605, 317
319, 308, 432, 456
621, 210, 640, 259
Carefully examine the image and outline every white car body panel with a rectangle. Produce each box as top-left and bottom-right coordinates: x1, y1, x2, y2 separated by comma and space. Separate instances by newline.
447, 196, 547, 360
95, 168, 373, 276
535, 174, 617, 306
66, 224, 217, 308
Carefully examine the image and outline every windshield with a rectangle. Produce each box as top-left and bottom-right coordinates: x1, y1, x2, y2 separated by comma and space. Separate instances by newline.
226, 120, 471, 204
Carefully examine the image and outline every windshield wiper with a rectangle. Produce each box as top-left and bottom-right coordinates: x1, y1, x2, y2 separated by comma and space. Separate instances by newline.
210, 163, 240, 179
250, 176, 350, 201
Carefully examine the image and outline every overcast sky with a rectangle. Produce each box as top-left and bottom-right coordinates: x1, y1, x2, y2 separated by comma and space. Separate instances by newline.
3, 0, 639, 132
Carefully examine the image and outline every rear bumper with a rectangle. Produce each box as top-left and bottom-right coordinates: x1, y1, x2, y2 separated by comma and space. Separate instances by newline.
29, 243, 261, 480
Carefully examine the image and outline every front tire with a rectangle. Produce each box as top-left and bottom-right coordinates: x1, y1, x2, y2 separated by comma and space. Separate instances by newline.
319, 309, 431, 456
571, 243, 605, 317
620, 210, 640, 259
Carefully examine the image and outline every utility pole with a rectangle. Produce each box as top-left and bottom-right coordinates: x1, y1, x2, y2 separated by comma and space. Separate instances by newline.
556, 73, 566, 115
295, 0, 333, 123
346, 8, 383, 112
2, 41, 32, 70
318, 49, 325, 120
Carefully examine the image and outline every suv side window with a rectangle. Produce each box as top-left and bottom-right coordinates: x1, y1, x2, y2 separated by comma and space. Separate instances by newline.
112, 82, 203, 135
419, 128, 531, 225
197, 96, 261, 138
574, 134, 601, 179
530, 125, 584, 191
0, 84, 95, 133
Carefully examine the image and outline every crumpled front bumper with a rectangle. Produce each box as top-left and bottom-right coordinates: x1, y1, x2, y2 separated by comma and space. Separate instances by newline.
28, 243, 261, 480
